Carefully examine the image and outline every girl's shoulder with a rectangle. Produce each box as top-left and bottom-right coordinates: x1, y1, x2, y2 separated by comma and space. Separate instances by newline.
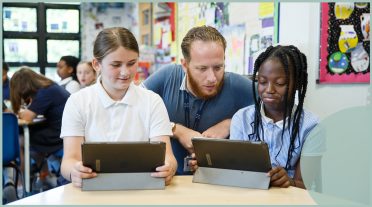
234, 104, 256, 118
133, 83, 163, 102
301, 108, 320, 125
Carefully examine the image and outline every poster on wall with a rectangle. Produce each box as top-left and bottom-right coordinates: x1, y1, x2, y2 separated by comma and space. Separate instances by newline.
233, 2, 277, 75
319, 2, 370, 84
220, 24, 246, 75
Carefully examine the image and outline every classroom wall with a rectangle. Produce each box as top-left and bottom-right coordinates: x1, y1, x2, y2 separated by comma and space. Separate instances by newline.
80, 3, 139, 61
77, 2, 370, 120
279, 2, 370, 120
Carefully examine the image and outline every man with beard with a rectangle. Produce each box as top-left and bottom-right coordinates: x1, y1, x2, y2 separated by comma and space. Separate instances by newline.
143, 26, 254, 175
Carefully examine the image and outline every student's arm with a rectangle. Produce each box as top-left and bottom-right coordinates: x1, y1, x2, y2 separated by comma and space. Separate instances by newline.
172, 124, 203, 154
18, 109, 37, 122
172, 119, 231, 154
61, 136, 97, 188
292, 159, 306, 189
150, 135, 177, 185
183, 118, 231, 170
297, 155, 322, 190
201, 119, 231, 138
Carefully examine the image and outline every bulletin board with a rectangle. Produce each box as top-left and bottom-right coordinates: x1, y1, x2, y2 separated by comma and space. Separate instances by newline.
319, 2, 370, 84
176, 2, 219, 63
80, 3, 138, 61
176, 2, 278, 75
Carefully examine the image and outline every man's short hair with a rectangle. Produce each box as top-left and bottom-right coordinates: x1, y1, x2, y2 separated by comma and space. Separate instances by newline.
181, 26, 226, 62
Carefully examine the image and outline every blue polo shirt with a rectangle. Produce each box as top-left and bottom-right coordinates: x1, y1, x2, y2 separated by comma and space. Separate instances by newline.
28, 83, 70, 153
143, 64, 254, 174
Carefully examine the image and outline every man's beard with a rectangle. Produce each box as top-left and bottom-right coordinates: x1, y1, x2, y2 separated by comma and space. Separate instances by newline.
186, 69, 224, 100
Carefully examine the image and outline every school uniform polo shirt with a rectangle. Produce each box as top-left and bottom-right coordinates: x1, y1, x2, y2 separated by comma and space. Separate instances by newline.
28, 83, 70, 153
58, 77, 81, 94
61, 78, 172, 142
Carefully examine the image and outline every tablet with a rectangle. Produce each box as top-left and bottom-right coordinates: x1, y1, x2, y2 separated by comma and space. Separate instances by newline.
192, 137, 271, 172
81, 141, 165, 173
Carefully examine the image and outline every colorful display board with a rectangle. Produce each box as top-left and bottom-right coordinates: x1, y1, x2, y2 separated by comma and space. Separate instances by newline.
319, 2, 370, 84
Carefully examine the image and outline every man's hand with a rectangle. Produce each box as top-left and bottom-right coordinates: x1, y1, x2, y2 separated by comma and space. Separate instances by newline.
173, 124, 202, 154
189, 153, 198, 172
202, 119, 231, 138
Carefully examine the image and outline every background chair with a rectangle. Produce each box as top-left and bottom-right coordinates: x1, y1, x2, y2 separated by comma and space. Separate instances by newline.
2, 112, 25, 204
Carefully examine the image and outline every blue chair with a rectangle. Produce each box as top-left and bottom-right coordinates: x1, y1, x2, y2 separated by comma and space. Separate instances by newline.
47, 148, 70, 186
2, 112, 25, 203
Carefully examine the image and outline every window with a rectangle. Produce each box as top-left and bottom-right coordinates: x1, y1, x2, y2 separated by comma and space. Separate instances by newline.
46, 9, 79, 33
2, 3, 80, 81
47, 40, 79, 62
3, 39, 38, 62
3, 7, 37, 32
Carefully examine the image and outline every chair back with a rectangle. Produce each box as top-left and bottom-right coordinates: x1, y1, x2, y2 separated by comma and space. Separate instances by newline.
3, 113, 20, 165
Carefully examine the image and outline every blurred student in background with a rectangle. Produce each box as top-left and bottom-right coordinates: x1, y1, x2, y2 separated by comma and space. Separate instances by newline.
76, 61, 97, 88
3, 62, 11, 112
10, 67, 70, 189
3, 62, 10, 101
57, 56, 81, 94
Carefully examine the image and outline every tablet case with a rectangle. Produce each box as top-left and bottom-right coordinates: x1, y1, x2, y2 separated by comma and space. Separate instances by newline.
81, 141, 166, 191
192, 137, 271, 189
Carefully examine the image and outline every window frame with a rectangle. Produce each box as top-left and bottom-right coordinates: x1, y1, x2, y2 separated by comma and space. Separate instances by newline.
2, 2, 80, 75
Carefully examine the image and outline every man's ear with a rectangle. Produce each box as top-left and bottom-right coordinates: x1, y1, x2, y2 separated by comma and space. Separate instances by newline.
92, 58, 101, 74
67, 66, 74, 74
181, 58, 188, 73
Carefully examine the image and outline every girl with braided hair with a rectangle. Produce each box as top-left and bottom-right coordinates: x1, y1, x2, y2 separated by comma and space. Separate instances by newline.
230, 45, 319, 188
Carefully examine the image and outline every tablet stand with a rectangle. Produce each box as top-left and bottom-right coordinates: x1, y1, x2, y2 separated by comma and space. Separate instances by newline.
193, 167, 270, 189
82, 173, 165, 191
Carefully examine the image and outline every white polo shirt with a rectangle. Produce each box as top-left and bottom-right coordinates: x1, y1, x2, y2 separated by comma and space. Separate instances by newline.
60, 78, 172, 142
58, 77, 81, 94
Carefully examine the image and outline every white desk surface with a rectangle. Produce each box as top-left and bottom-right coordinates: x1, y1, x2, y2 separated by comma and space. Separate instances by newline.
9, 176, 316, 205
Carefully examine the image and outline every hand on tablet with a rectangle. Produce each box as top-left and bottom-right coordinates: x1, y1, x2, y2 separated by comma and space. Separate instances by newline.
70, 161, 97, 188
188, 153, 198, 172
267, 166, 291, 188
151, 161, 175, 185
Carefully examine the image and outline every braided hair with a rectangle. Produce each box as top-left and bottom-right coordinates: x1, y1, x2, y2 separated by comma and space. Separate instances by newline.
250, 45, 308, 171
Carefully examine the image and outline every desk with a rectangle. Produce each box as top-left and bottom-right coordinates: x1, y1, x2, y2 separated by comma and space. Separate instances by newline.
9, 176, 316, 205
18, 117, 45, 193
